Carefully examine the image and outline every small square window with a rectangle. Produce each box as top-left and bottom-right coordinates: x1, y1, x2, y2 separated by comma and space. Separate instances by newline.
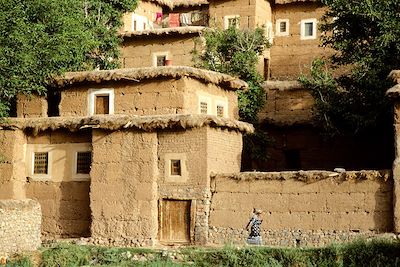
200, 101, 208, 114
157, 55, 166, 67
276, 19, 289, 36
88, 89, 114, 116
76, 152, 92, 174
224, 15, 240, 29
170, 160, 181, 176
217, 105, 224, 117
33, 152, 48, 174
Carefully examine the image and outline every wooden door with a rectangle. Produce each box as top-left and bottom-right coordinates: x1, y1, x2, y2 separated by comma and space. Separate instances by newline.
95, 95, 109, 114
160, 199, 191, 243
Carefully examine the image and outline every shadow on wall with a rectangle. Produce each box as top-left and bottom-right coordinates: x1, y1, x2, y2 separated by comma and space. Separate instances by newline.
372, 179, 394, 232
244, 125, 394, 171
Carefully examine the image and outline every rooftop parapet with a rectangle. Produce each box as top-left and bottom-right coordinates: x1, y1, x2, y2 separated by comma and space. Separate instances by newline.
0, 114, 254, 135
51, 66, 247, 91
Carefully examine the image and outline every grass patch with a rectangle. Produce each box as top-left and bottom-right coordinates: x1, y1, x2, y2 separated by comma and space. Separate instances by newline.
6, 238, 400, 267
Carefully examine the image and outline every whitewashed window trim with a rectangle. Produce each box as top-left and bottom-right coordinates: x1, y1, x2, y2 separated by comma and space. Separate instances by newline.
300, 18, 317, 40
30, 150, 52, 181
224, 15, 240, 30
276, 19, 290, 36
88, 88, 115, 116
152, 51, 169, 67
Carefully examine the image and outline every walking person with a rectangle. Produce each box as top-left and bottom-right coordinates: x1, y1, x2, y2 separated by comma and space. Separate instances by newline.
245, 209, 263, 245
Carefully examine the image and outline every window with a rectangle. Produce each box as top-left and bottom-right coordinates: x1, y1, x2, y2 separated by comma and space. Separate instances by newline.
156, 55, 166, 67
276, 19, 289, 36
170, 160, 181, 176
198, 96, 211, 115
88, 89, 114, 116
76, 152, 91, 174
300, 19, 317, 40
215, 100, 228, 118
33, 152, 48, 174
224, 15, 240, 29
95, 95, 109, 114
152, 52, 169, 67
216, 105, 224, 117
200, 101, 208, 114
164, 153, 187, 183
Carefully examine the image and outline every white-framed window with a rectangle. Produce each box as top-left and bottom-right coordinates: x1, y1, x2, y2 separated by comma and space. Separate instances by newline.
72, 150, 92, 180
88, 89, 114, 116
198, 96, 211, 115
152, 52, 169, 67
224, 15, 240, 29
215, 100, 228, 118
29, 150, 52, 181
300, 18, 317, 40
276, 19, 289, 36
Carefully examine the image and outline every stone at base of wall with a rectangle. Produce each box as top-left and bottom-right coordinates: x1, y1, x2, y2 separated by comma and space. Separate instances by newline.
0, 199, 41, 255
208, 227, 399, 247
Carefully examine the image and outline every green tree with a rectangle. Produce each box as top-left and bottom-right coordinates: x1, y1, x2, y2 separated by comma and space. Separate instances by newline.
0, 0, 137, 117
299, 0, 399, 135
193, 27, 271, 168
194, 27, 270, 123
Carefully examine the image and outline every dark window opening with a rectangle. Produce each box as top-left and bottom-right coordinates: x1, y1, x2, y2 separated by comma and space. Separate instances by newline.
171, 159, 181, 176
280, 21, 287, 32
76, 152, 92, 174
284, 149, 301, 170
157, 55, 166, 66
34, 152, 48, 174
47, 90, 61, 117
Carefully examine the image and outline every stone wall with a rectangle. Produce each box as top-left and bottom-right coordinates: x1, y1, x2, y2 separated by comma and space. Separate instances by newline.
90, 129, 158, 246
0, 199, 41, 255
270, 2, 329, 79
121, 35, 198, 68
208, 170, 393, 246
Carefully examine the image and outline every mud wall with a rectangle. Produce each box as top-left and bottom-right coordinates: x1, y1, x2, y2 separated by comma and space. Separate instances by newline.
16, 94, 48, 118
90, 129, 158, 246
270, 3, 329, 79
0, 199, 41, 255
259, 82, 314, 125
25, 130, 92, 238
209, 170, 393, 246
121, 1, 162, 32
209, 0, 270, 29
121, 35, 198, 68
183, 78, 239, 119
0, 129, 26, 199
59, 77, 237, 119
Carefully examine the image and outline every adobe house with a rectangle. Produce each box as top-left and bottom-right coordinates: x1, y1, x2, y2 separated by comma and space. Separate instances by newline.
270, 0, 328, 79
0, 66, 253, 245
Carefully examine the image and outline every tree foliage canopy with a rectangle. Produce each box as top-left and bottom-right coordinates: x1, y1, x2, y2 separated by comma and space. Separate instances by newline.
299, 0, 399, 135
193, 27, 270, 123
0, 0, 137, 117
